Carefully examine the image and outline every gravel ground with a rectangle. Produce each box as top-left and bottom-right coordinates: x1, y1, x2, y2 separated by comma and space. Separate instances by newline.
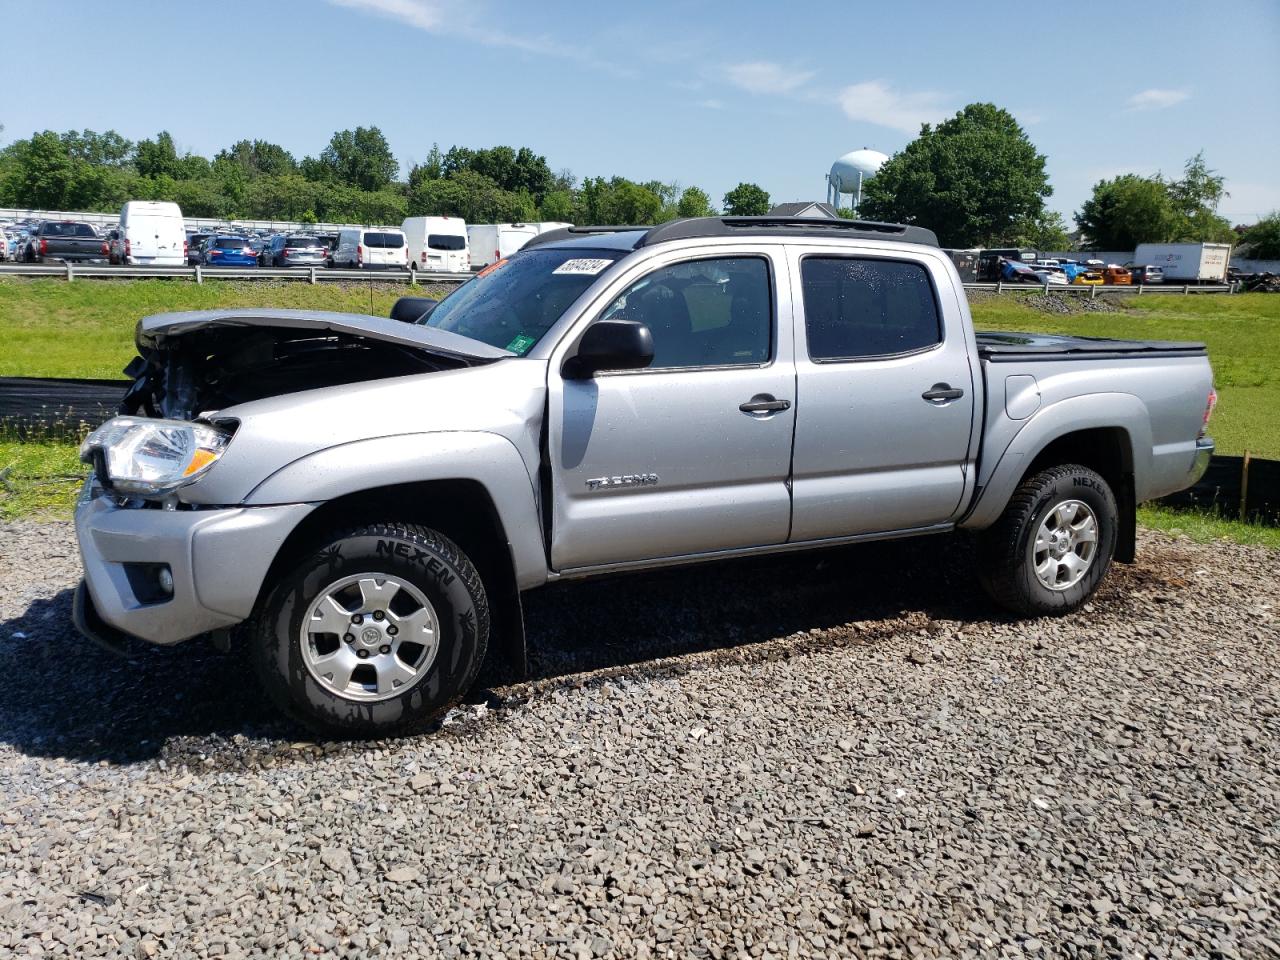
0, 520, 1276, 959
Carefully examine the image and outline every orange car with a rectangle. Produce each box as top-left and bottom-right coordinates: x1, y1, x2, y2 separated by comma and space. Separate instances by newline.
1102, 265, 1132, 285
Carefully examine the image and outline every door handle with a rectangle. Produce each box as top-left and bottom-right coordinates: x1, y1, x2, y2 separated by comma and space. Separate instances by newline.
740, 394, 791, 414
922, 383, 964, 403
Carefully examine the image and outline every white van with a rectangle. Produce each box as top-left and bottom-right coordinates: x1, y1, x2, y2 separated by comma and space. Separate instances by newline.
401, 216, 469, 273
466, 223, 539, 270
117, 201, 185, 266
333, 227, 408, 269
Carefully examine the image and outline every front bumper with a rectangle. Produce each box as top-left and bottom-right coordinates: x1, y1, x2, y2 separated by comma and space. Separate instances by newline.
74, 485, 313, 646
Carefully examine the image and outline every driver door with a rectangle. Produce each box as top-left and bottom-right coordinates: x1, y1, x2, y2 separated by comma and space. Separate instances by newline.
548, 250, 796, 572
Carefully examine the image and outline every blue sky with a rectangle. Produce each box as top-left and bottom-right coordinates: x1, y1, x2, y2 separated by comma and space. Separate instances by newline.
3, 0, 1277, 224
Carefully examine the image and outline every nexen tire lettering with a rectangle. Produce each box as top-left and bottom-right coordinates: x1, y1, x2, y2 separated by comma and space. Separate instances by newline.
375, 539, 457, 586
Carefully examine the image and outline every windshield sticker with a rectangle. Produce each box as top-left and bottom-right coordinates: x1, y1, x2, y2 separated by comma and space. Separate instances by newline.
477, 258, 508, 278
505, 333, 537, 355
552, 258, 613, 276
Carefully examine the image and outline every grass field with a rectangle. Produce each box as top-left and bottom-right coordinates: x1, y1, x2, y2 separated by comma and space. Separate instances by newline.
1, 279, 1277, 547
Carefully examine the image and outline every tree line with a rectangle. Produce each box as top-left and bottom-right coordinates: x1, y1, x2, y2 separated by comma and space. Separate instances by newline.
1, 113, 1273, 255
0, 125, 772, 226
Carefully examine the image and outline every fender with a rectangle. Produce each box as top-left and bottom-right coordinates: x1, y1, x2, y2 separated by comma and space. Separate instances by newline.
243, 431, 549, 590
960, 393, 1151, 530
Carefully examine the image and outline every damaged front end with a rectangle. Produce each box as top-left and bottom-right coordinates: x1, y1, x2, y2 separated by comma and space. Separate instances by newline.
119, 307, 504, 421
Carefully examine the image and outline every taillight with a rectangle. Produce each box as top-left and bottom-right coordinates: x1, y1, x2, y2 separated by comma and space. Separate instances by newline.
1200, 389, 1217, 437
125, 239, 131, 260
357, 244, 363, 264
39, 238, 48, 256
101, 241, 109, 256
184, 240, 189, 258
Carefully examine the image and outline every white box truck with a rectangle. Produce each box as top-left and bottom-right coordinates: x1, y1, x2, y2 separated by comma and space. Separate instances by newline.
402, 216, 469, 273
116, 201, 186, 266
467, 223, 539, 270
1132, 243, 1232, 283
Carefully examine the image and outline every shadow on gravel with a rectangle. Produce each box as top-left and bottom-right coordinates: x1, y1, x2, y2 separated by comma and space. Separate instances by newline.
0, 534, 990, 764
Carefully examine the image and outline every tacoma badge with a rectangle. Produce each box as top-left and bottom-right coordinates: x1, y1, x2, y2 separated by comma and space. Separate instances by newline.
585, 474, 659, 491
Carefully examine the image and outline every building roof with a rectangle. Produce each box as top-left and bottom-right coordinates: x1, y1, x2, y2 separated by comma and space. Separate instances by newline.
767, 201, 840, 220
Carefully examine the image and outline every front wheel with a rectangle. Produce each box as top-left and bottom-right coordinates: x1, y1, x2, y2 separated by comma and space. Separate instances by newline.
251, 522, 490, 738
977, 464, 1117, 616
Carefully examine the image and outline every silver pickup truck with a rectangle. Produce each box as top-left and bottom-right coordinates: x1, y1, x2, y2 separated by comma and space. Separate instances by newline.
74, 217, 1216, 736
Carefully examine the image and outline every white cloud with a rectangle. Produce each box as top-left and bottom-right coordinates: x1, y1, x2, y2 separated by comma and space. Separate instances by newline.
327, 0, 624, 73
836, 81, 948, 134
329, 0, 444, 31
724, 61, 814, 95
1125, 88, 1190, 111
698, 98, 724, 110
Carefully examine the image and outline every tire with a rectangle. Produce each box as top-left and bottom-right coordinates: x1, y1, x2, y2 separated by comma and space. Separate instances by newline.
251, 522, 490, 738
977, 463, 1117, 616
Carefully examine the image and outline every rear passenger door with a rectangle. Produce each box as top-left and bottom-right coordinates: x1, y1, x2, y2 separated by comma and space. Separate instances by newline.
548, 249, 796, 571
789, 248, 976, 541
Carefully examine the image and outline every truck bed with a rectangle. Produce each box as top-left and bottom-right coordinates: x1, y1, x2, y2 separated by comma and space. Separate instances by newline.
977, 331, 1207, 363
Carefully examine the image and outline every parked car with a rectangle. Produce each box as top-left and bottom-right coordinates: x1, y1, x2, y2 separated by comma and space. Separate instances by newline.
200, 235, 259, 267
1125, 263, 1164, 285
1032, 264, 1068, 285
23, 221, 110, 263
332, 227, 408, 269
402, 217, 469, 273
5, 230, 28, 262
74, 216, 1217, 737
1101, 265, 1132, 285
186, 233, 213, 265
116, 201, 186, 266
265, 234, 328, 267
467, 223, 539, 270
1062, 263, 1104, 285
999, 257, 1042, 284
0, 225, 8, 261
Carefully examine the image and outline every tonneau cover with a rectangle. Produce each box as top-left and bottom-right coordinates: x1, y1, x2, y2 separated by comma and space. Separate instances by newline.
977, 330, 1206, 361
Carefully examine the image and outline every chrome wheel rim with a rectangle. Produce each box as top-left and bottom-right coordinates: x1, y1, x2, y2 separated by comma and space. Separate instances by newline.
299, 573, 440, 702
1032, 499, 1099, 591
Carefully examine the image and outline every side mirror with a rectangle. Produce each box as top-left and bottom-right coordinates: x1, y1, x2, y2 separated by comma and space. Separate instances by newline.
563, 318, 654, 379
389, 296, 438, 324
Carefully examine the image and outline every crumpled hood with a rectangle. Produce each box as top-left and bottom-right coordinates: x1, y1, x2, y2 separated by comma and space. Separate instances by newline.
138, 308, 513, 362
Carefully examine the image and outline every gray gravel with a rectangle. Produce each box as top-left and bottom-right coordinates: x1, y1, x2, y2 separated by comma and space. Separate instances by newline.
1, 520, 1277, 958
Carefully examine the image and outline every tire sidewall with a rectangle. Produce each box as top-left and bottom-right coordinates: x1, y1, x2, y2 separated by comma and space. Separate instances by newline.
255, 529, 486, 736
1019, 469, 1117, 610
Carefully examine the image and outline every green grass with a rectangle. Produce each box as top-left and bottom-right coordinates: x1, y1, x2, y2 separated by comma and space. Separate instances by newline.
0, 277, 449, 379
1137, 504, 1280, 550
0, 439, 85, 521
970, 292, 1280, 460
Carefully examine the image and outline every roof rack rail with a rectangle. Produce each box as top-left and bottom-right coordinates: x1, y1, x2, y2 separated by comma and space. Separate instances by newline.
638, 216, 938, 248
522, 224, 638, 251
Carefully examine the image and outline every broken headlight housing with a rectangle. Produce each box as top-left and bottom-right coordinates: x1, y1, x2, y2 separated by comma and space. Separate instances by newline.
80, 417, 232, 496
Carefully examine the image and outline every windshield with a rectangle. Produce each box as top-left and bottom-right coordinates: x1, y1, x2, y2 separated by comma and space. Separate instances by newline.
421, 247, 624, 354
364, 232, 404, 248
428, 234, 466, 251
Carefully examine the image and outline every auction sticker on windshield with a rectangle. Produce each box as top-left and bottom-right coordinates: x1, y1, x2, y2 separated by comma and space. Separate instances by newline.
552, 258, 613, 276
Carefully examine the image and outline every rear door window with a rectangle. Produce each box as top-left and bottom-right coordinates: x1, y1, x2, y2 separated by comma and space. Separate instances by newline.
428, 234, 466, 251
801, 257, 942, 360
363, 232, 405, 248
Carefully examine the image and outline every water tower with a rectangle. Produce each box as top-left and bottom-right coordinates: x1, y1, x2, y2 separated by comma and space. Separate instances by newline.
827, 148, 888, 213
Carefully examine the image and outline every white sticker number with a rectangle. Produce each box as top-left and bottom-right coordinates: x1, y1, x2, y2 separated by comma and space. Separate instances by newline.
552, 258, 613, 276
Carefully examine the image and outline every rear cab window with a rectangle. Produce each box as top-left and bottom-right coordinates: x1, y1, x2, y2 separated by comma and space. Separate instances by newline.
800, 256, 942, 360
428, 234, 466, 251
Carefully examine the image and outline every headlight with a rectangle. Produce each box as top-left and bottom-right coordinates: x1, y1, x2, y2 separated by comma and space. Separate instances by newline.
80, 417, 232, 496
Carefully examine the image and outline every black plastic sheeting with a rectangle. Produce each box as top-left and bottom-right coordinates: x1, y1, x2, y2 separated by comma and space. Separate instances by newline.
0, 376, 129, 437
1158, 454, 1280, 524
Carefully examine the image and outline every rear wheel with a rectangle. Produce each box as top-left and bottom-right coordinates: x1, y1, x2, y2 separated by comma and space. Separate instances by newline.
251, 522, 490, 738
977, 464, 1117, 616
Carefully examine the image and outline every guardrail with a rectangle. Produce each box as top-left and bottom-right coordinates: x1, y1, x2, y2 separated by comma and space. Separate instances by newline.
0, 262, 471, 284
962, 282, 1236, 296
